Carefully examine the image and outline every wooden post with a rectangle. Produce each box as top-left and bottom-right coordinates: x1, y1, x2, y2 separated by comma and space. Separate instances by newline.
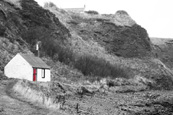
76, 103, 79, 114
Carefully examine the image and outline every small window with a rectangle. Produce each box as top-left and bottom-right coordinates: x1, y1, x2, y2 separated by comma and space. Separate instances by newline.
41, 69, 45, 78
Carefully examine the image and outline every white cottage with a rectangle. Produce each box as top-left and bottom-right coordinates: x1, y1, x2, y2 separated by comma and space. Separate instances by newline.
4, 53, 51, 82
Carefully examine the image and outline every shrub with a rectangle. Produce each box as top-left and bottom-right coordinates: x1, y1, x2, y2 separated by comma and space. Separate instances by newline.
42, 40, 128, 80
40, 36, 74, 64
74, 55, 128, 79
0, 72, 8, 80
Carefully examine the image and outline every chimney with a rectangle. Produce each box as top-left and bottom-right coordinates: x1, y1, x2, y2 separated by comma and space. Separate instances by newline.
36, 41, 41, 57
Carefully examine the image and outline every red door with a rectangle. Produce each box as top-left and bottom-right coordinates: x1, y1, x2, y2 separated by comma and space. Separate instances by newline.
33, 68, 37, 81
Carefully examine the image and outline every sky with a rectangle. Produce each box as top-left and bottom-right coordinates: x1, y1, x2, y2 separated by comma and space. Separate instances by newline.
35, 0, 173, 38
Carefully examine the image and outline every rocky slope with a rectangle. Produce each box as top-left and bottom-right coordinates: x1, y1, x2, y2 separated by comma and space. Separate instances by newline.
44, 3, 173, 90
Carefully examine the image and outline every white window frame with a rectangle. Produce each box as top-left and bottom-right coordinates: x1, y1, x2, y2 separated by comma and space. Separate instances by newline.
41, 69, 45, 78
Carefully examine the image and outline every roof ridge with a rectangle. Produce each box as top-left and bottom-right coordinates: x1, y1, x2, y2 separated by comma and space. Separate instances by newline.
19, 53, 50, 69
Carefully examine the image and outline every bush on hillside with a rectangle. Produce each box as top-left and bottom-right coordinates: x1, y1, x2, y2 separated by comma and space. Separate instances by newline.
41, 37, 128, 79
41, 37, 74, 64
74, 55, 129, 79
0, 72, 8, 80
40, 35, 129, 79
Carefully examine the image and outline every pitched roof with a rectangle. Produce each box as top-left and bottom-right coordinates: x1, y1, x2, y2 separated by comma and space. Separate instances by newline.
20, 53, 50, 69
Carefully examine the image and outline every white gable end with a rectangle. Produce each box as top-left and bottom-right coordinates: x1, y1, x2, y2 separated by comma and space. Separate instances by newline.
4, 54, 33, 81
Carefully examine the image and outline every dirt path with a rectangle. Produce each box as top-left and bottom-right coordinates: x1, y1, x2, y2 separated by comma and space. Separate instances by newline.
0, 80, 51, 115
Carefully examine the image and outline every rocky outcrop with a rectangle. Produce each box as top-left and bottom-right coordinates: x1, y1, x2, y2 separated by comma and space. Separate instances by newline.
95, 23, 152, 57
113, 10, 136, 27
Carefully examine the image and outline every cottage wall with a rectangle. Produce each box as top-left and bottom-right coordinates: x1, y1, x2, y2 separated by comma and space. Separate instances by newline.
37, 68, 51, 82
4, 54, 33, 81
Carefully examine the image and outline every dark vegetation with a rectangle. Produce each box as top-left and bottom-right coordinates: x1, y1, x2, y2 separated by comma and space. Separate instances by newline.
19, 0, 70, 57
0, 72, 8, 80
0, 25, 6, 36
48, 45, 128, 79
74, 55, 129, 79
0, 0, 70, 50
85, 10, 99, 15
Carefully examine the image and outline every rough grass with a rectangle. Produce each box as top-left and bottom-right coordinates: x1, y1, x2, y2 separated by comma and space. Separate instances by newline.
49, 60, 84, 83
13, 80, 62, 109
44, 2, 72, 28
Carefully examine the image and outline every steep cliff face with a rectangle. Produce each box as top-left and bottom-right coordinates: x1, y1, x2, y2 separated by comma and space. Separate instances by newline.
68, 10, 152, 58
113, 10, 136, 26
87, 22, 152, 58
